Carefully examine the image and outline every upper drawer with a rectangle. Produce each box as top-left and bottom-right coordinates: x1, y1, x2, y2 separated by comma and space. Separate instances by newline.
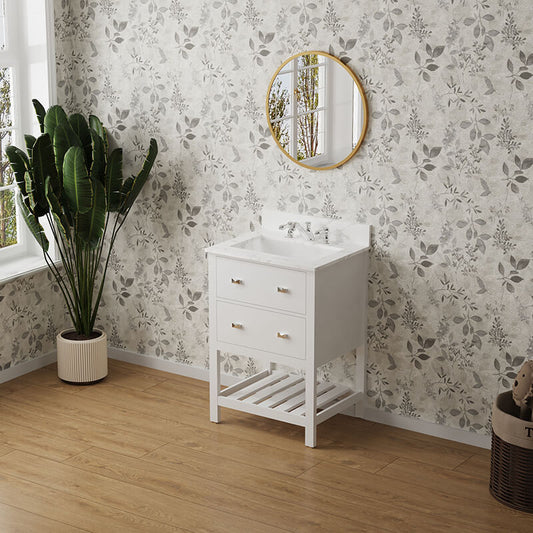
216, 257, 306, 314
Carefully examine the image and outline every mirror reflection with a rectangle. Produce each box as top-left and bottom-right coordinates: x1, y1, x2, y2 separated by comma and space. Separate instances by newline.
266, 51, 367, 170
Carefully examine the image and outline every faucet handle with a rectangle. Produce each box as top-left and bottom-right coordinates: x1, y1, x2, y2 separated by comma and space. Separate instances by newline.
279, 221, 296, 238
314, 225, 329, 244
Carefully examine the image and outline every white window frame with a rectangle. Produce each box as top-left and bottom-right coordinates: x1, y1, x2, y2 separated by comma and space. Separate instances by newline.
0, 0, 57, 283
270, 56, 328, 166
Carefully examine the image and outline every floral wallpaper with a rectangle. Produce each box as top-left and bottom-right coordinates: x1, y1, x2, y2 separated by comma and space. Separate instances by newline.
3, 0, 524, 435
0, 270, 65, 370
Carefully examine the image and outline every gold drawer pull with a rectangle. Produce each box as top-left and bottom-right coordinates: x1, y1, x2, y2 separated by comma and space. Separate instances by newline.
231, 278, 242, 285
277, 332, 289, 339
277, 287, 289, 293
231, 322, 243, 329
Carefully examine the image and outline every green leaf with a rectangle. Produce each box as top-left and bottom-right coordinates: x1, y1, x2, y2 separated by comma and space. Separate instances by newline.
17, 194, 49, 252
32, 99, 46, 134
53, 123, 81, 181
69, 113, 93, 168
89, 115, 108, 153
5, 145, 30, 196
106, 148, 123, 211
45, 177, 71, 241
44, 105, 69, 141
24, 135, 36, 164
120, 138, 158, 213
63, 146, 93, 214
77, 179, 106, 249
90, 128, 106, 184
33, 133, 58, 206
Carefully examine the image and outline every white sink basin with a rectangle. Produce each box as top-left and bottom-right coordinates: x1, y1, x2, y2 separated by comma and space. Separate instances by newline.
232, 234, 340, 260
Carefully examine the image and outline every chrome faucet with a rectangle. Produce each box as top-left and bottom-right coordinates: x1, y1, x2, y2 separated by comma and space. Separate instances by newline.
279, 221, 315, 241
314, 225, 329, 244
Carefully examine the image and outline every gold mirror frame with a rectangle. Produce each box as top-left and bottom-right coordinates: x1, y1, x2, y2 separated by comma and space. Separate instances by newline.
266, 51, 369, 171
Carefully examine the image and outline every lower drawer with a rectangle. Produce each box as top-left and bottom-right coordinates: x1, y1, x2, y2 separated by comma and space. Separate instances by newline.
216, 301, 306, 359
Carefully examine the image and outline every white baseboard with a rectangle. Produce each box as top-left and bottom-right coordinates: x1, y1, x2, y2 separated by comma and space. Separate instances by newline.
108, 347, 491, 450
363, 405, 491, 450
107, 347, 238, 386
0, 351, 57, 384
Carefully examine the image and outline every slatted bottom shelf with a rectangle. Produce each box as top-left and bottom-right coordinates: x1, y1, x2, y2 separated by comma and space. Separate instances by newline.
218, 370, 363, 427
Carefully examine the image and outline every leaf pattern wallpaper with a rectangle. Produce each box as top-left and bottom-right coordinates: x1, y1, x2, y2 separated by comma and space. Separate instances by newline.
1, 0, 532, 437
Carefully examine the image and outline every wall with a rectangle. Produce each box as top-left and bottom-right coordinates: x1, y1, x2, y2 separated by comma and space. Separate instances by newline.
50, 0, 532, 436
0, 270, 65, 370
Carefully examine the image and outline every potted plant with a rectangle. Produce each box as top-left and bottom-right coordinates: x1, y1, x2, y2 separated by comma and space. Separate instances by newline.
6, 100, 157, 383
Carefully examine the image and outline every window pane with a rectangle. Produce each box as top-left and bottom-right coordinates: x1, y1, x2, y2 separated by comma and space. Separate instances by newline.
0, 129, 13, 186
0, 67, 13, 128
297, 110, 324, 161
0, 1, 5, 50
296, 63, 324, 115
0, 188, 17, 249
269, 72, 292, 122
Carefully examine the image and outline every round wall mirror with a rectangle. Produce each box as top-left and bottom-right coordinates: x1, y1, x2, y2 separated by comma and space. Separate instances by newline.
266, 51, 368, 171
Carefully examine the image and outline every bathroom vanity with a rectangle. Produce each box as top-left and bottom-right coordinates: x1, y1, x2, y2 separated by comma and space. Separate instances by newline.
206, 211, 370, 447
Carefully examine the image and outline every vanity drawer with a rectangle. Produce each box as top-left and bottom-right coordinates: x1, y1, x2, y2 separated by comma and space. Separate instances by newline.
216, 301, 306, 359
216, 257, 306, 314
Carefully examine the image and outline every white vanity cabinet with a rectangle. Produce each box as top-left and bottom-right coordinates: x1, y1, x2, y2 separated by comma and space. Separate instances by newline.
206, 212, 370, 447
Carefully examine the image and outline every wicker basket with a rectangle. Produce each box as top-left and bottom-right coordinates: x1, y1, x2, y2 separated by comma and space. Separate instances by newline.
490, 391, 533, 513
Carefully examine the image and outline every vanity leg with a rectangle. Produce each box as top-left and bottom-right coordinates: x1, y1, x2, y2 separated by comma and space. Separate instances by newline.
210, 347, 220, 423
354, 343, 367, 418
305, 365, 317, 448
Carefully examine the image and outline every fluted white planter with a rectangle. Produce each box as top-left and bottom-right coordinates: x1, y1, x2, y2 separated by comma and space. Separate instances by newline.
57, 329, 108, 384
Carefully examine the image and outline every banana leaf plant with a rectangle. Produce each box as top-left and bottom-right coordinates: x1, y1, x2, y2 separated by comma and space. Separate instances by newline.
5, 100, 158, 338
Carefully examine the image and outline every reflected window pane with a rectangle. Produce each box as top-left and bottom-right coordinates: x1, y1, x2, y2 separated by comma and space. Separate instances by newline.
269, 74, 291, 124
0, 188, 17, 249
297, 110, 324, 161
0, 129, 13, 186
296, 64, 325, 115
0, 67, 13, 129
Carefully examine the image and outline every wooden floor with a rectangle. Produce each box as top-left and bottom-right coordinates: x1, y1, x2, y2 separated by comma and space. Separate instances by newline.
0, 360, 531, 532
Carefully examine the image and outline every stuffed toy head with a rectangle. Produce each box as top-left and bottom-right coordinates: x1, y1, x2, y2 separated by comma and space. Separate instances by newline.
512, 360, 533, 408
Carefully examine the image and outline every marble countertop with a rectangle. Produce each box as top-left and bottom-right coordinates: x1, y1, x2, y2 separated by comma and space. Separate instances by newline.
205, 230, 369, 271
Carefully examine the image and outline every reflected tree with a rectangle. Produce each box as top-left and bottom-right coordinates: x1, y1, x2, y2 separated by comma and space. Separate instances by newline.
268, 79, 290, 151
0, 67, 15, 249
296, 54, 320, 160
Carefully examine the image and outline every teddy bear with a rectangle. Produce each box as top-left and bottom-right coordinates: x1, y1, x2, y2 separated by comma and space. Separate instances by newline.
512, 360, 533, 421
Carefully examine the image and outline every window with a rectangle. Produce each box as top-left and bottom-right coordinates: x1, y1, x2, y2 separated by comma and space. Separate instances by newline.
0, 0, 56, 282
268, 53, 327, 165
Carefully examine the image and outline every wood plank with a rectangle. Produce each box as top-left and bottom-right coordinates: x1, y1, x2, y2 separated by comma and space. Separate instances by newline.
108, 358, 206, 386
143, 378, 211, 407
142, 443, 467, 533
12, 365, 85, 394
104, 364, 168, 391
0, 500, 85, 533
0, 418, 90, 462
0, 376, 31, 396
0, 395, 166, 458
0, 445, 13, 457
320, 414, 473, 469
5, 383, 395, 473
379, 457, 491, 503
0, 470, 181, 532
299, 460, 533, 532
65, 447, 377, 533
454, 452, 491, 482
0, 450, 283, 533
